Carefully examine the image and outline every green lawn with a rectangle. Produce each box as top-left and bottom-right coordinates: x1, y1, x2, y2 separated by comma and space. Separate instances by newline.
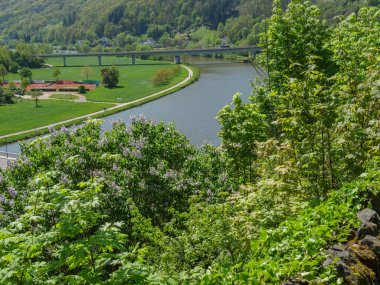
0, 100, 112, 136
4, 57, 189, 103
85, 66, 188, 102
0, 56, 191, 138
50, 94, 78, 101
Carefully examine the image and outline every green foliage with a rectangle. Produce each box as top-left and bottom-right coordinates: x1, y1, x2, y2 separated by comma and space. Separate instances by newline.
1, 2, 380, 284
30, 92, 42, 107
18, 67, 32, 80
0, 87, 15, 105
217, 93, 267, 183
101, 66, 120, 88
151, 66, 180, 86
189, 27, 221, 48
260, 0, 333, 94
329, 7, 380, 183
78, 84, 87, 94
81, 65, 92, 81
0, 0, 373, 49
52, 68, 61, 81
0, 64, 8, 82
20, 78, 30, 92
201, 164, 380, 284
0, 118, 234, 283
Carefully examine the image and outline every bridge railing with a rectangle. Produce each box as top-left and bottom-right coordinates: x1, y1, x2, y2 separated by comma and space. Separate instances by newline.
37, 46, 261, 58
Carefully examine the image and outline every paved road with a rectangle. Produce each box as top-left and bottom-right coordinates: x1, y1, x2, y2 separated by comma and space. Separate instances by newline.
0, 157, 9, 170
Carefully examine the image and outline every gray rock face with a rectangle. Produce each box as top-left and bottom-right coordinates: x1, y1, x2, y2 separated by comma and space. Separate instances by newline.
357, 209, 380, 227
322, 209, 380, 285
324, 243, 376, 285
357, 221, 379, 239
323, 245, 358, 278
323, 245, 353, 268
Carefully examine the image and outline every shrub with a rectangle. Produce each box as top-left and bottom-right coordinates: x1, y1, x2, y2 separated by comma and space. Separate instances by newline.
78, 84, 87, 94
151, 66, 181, 86
101, 66, 120, 88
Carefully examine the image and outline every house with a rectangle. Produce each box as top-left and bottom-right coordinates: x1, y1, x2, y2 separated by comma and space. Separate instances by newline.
140, 38, 156, 47
100, 37, 110, 48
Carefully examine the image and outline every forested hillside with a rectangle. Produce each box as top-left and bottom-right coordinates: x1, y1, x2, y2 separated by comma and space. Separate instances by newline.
2, 0, 380, 284
0, 0, 378, 49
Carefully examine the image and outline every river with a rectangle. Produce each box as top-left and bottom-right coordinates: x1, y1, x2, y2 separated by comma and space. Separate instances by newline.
1, 57, 259, 154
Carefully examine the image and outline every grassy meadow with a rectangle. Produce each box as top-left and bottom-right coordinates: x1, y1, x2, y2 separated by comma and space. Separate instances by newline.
1, 56, 191, 139
0, 100, 112, 136
50, 94, 79, 100
4, 57, 188, 103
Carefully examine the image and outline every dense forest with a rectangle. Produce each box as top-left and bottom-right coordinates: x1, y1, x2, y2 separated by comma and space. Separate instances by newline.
1, 0, 380, 284
0, 0, 378, 50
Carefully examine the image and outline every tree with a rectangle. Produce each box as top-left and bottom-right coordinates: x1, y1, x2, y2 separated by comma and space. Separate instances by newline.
81, 65, 92, 80
101, 66, 120, 88
0, 64, 8, 83
52, 68, 61, 81
18, 67, 32, 80
329, 6, 380, 182
31, 92, 42, 107
21, 78, 30, 91
260, 0, 332, 95
0, 87, 14, 104
217, 93, 267, 183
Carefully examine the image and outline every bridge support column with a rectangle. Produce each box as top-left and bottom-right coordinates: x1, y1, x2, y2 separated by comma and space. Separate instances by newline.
174, 56, 181, 64
98, 55, 102, 66
131, 55, 136, 65
63, 56, 67, 67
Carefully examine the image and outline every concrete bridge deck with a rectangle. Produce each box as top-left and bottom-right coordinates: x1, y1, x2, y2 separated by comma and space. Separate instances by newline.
37, 46, 262, 66
38, 46, 261, 58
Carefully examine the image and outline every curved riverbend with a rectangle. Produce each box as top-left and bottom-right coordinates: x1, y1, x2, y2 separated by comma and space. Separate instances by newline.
0, 65, 194, 143
1, 58, 258, 153
101, 60, 258, 145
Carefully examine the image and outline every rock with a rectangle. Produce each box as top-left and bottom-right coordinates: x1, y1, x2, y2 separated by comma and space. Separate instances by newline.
350, 243, 379, 278
324, 244, 377, 285
360, 235, 380, 257
323, 245, 355, 278
323, 245, 353, 268
357, 222, 379, 239
357, 209, 380, 227
368, 192, 380, 215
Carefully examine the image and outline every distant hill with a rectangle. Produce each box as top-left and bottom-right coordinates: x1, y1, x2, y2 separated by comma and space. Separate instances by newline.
0, 0, 378, 48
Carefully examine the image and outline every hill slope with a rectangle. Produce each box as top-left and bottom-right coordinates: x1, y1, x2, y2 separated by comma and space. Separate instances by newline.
0, 0, 378, 47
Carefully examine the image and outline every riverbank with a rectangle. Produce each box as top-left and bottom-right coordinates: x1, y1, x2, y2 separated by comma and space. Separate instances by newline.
0, 65, 198, 146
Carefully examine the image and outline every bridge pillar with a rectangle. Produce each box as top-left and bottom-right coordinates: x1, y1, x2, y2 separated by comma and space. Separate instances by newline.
63, 56, 67, 67
98, 55, 102, 66
174, 56, 181, 64
131, 55, 136, 65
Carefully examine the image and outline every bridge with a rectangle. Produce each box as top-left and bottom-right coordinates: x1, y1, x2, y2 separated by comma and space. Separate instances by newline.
0, 151, 20, 170
37, 46, 262, 66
